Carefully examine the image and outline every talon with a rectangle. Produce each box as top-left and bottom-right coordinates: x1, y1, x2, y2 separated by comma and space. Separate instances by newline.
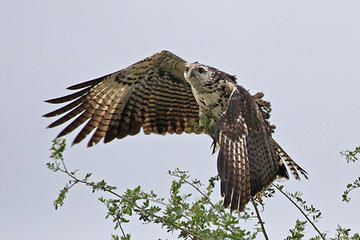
256, 193, 263, 203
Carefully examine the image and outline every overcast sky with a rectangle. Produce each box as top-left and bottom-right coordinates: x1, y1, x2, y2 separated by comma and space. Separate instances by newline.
1, 0, 359, 239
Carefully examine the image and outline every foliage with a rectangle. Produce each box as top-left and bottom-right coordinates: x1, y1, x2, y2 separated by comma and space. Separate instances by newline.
285, 219, 307, 240
341, 147, 360, 202
47, 139, 360, 239
341, 147, 360, 163
188, 116, 217, 138
331, 226, 360, 240
47, 139, 259, 240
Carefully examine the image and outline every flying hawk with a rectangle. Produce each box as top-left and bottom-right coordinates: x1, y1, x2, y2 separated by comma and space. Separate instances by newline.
44, 50, 307, 211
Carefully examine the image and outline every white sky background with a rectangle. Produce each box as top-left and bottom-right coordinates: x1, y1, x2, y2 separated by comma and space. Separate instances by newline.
1, 0, 359, 239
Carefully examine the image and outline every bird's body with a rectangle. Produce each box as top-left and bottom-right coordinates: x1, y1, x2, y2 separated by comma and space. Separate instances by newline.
44, 50, 307, 211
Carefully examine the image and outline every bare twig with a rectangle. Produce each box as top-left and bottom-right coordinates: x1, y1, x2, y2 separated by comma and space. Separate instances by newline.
251, 199, 269, 240
273, 184, 326, 240
118, 223, 126, 239
117, 216, 127, 238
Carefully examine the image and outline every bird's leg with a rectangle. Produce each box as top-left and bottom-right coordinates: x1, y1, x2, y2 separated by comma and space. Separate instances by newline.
255, 190, 267, 210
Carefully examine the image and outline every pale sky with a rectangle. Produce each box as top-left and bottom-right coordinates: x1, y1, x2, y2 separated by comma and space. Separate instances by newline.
1, 0, 359, 239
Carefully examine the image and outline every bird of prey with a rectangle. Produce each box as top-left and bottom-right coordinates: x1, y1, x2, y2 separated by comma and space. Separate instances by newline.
44, 50, 307, 211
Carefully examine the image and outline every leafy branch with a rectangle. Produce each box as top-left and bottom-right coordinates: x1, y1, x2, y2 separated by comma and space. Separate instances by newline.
341, 147, 360, 163
47, 139, 260, 240
47, 139, 360, 239
273, 184, 325, 240
341, 147, 360, 202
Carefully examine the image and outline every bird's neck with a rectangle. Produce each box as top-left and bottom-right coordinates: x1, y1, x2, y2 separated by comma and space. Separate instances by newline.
192, 81, 236, 119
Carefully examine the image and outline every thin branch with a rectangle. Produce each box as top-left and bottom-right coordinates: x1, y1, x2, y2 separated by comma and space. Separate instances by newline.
99, 201, 127, 238
148, 196, 193, 222
118, 223, 126, 239
105, 189, 206, 240
57, 159, 205, 240
169, 173, 223, 214
273, 184, 326, 240
251, 199, 269, 240
169, 173, 240, 234
117, 215, 127, 238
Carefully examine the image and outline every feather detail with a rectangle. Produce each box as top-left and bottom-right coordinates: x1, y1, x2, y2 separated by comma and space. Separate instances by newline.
44, 50, 202, 146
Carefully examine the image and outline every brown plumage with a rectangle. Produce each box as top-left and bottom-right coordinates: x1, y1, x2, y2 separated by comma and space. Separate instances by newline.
44, 51, 201, 147
44, 50, 307, 211
215, 86, 307, 211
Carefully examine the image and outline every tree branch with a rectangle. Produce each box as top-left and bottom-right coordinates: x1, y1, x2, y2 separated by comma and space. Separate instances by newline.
251, 198, 269, 240
58, 159, 206, 240
169, 173, 223, 215
273, 184, 325, 240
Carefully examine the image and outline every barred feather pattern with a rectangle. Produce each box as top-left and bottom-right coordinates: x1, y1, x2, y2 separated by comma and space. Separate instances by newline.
215, 86, 282, 211
252, 92, 308, 179
44, 51, 201, 146
272, 139, 308, 180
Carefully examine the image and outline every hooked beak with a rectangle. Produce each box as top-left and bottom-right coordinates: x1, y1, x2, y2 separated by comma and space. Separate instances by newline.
189, 69, 194, 78
185, 64, 194, 78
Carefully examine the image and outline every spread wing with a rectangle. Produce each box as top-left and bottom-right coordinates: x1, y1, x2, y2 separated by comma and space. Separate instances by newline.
43, 50, 201, 147
215, 86, 281, 211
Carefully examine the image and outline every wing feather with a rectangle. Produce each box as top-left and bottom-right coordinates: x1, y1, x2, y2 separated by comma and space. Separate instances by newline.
73, 85, 116, 145
44, 98, 85, 124
88, 84, 126, 145
67, 77, 103, 90
44, 87, 91, 104
215, 86, 279, 211
271, 139, 308, 179
44, 50, 201, 146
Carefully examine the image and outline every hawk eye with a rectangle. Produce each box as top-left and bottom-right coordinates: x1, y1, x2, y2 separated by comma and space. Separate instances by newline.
198, 67, 205, 73
185, 66, 189, 72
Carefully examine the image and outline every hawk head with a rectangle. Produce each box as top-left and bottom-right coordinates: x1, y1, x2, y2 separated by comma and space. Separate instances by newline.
184, 63, 237, 93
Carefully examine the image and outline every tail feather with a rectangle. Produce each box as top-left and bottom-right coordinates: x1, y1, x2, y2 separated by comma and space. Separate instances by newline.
272, 139, 308, 180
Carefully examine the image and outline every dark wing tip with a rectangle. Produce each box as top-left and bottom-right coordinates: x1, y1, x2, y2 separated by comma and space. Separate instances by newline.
44, 97, 69, 104
66, 78, 103, 90
44, 88, 89, 105
44, 99, 59, 104
71, 140, 79, 147
43, 112, 53, 118
299, 167, 309, 180
46, 122, 58, 128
